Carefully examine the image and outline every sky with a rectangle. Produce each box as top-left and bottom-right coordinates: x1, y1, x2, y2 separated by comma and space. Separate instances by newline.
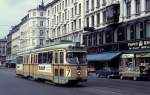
0, 0, 51, 39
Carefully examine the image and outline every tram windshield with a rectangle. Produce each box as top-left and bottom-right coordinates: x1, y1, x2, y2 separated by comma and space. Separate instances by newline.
66, 52, 87, 64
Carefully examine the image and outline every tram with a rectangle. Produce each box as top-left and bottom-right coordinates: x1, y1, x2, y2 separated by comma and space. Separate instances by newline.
16, 41, 88, 85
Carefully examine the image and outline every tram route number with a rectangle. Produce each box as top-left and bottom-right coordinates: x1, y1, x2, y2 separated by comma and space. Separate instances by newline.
66, 68, 71, 77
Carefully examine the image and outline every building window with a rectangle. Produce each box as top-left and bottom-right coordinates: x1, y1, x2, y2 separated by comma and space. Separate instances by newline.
91, 15, 95, 27
33, 12, 36, 16
40, 30, 44, 36
126, 1, 131, 18
146, 21, 150, 38
65, 0, 67, 8
32, 30, 35, 36
102, 0, 106, 6
79, 4, 81, 14
40, 12, 44, 16
71, 8, 74, 17
117, 27, 125, 41
139, 22, 145, 39
130, 25, 135, 40
93, 33, 98, 46
71, 22, 74, 31
75, 5, 77, 15
62, 1, 64, 9
79, 19, 81, 29
40, 21, 44, 27
96, 13, 100, 26
86, 17, 89, 27
96, 0, 100, 8
135, 0, 141, 15
105, 30, 113, 43
40, 39, 44, 45
98, 32, 103, 45
48, 10, 50, 16
139, 23, 144, 38
88, 34, 92, 46
74, 20, 76, 30
91, 0, 94, 11
103, 11, 106, 24
86, 0, 89, 12
83, 35, 88, 46
146, 0, 150, 11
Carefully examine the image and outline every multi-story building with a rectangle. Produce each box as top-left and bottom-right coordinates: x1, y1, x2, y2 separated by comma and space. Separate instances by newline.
6, 25, 20, 67
0, 39, 7, 66
46, 0, 84, 43
20, 2, 47, 52
6, 2, 47, 67
83, 0, 150, 73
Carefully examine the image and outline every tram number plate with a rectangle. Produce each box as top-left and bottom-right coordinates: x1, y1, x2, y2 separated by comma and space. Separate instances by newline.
38, 65, 51, 72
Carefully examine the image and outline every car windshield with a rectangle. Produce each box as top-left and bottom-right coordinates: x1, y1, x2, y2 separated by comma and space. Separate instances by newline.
66, 52, 87, 64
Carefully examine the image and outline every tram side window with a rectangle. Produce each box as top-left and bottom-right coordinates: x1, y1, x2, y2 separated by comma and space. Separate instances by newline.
55, 52, 58, 64
60, 52, 64, 64
38, 53, 42, 63
48, 52, 53, 64
17, 56, 23, 64
31, 54, 34, 64
43, 52, 48, 63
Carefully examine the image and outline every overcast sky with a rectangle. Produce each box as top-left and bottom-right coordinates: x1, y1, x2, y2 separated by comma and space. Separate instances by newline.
0, 0, 51, 39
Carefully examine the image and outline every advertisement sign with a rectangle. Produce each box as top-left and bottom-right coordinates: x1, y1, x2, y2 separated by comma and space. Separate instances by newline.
128, 40, 150, 50
38, 64, 52, 72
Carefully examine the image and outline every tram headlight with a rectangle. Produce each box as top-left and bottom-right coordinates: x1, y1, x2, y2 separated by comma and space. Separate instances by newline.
77, 70, 81, 75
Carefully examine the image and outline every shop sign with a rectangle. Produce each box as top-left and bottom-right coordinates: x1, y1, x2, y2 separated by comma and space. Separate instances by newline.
122, 54, 134, 58
128, 40, 150, 50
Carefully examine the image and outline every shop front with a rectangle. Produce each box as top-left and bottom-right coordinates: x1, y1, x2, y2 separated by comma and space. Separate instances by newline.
120, 40, 150, 80
87, 51, 121, 74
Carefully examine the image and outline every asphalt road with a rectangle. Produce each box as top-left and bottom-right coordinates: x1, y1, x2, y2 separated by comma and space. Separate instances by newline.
0, 68, 150, 95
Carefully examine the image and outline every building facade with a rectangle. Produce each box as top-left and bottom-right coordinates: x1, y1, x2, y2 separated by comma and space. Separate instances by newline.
83, 0, 150, 75
20, 3, 47, 52
0, 39, 7, 66
6, 2, 47, 67
46, 0, 84, 43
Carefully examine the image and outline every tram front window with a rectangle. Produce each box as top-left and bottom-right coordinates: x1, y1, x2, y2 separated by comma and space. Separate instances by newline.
66, 52, 86, 64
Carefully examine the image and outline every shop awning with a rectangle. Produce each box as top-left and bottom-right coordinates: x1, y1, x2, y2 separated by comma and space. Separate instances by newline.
87, 52, 121, 62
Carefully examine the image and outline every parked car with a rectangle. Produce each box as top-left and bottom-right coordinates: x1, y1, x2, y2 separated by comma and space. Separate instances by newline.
96, 67, 119, 78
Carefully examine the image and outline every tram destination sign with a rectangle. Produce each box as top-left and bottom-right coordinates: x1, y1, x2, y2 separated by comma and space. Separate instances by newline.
128, 40, 150, 50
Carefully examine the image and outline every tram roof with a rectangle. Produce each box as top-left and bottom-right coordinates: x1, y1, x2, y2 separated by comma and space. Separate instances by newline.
18, 42, 86, 55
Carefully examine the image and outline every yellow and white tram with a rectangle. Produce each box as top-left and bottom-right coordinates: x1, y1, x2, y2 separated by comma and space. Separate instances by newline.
16, 42, 88, 85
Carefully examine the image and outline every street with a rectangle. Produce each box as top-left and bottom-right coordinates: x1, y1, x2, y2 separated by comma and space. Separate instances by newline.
0, 68, 150, 95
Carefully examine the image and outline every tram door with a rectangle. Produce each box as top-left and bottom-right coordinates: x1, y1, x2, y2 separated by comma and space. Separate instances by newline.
53, 51, 64, 84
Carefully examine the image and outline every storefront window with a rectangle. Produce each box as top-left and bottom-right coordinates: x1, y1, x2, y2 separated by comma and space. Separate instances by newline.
117, 27, 125, 41
105, 30, 113, 43
98, 32, 103, 45
130, 25, 135, 40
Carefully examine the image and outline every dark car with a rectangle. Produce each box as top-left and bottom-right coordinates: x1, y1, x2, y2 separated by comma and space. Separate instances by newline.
96, 67, 119, 78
